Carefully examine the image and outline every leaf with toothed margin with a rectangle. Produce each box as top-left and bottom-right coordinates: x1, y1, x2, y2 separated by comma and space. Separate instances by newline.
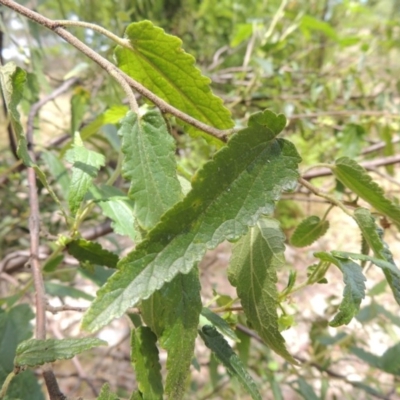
82, 110, 301, 332
115, 21, 234, 145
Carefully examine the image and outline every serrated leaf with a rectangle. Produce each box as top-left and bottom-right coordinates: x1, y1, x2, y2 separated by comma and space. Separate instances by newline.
97, 383, 120, 400
115, 21, 234, 144
14, 338, 106, 367
65, 132, 105, 214
353, 208, 400, 305
199, 325, 262, 400
67, 239, 119, 269
201, 307, 239, 343
332, 157, 400, 226
119, 110, 182, 230
290, 216, 329, 247
90, 185, 136, 240
314, 252, 366, 327
141, 269, 201, 399
0, 62, 31, 165
82, 110, 301, 332
228, 218, 297, 364
130, 327, 163, 399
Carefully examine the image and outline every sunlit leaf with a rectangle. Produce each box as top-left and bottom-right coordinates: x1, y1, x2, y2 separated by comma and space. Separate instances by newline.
290, 215, 329, 247
97, 383, 120, 400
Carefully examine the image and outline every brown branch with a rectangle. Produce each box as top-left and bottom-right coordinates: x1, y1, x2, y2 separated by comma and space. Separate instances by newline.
0, 0, 233, 142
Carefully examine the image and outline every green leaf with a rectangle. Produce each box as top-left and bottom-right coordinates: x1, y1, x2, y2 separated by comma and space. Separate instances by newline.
228, 218, 297, 364
65, 132, 105, 214
90, 185, 137, 240
332, 157, 400, 226
82, 110, 301, 332
41, 150, 70, 199
14, 338, 107, 367
0, 368, 44, 400
294, 377, 320, 400
97, 383, 120, 400
201, 307, 239, 343
130, 327, 163, 399
44, 282, 94, 301
290, 216, 329, 247
353, 208, 400, 305
70, 87, 89, 134
115, 21, 234, 144
119, 110, 182, 230
141, 269, 202, 399
67, 239, 119, 269
199, 325, 262, 400
0, 62, 31, 165
314, 252, 366, 327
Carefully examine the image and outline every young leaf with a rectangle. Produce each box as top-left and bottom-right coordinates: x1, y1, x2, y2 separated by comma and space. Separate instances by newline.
141, 268, 202, 399
332, 157, 400, 226
115, 21, 234, 144
314, 252, 366, 327
290, 216, 329, 247
199, 325, 262, 400
67, 239, 119, 269
82, 110, 301, 332
201, 307, 239, 343
14, 338, 106, 367
90, 185, 137, 240
228, 218, 297, 364
353, 208, 400, 305
65, 132, 105, 214
119, 110, 182, 230
97, 383, 120, 400
130, 327, 163, 399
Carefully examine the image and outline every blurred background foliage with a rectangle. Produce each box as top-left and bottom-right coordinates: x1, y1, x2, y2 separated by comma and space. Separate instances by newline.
1, 0, 400, 399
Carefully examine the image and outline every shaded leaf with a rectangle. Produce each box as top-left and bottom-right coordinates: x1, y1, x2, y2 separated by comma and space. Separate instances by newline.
97, 383, 120, 400
229, 218, 297, 363
199, 325, 262, 400
332, 158, 400, 225
294, 377, 320, 400
119, 110, 182, 230
65, 132, 105, 214
130, 327, 163, 399
67, 238, 119, 269
314, 252, 366, 326
290, 215, 329, 247
44, 282, 94, 301
82, 110, 301, 332
15, 338, 107, 367
70, 87, 89, 134
115, 21, 234, 144
41, 150, 70, 199
0, 368, 44, 400
201, 307, 239, 343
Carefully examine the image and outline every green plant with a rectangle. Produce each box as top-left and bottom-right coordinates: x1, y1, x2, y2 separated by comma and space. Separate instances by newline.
1, 1, 400, 399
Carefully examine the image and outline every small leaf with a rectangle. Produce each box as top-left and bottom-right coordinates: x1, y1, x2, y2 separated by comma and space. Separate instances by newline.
65, 132, 105, 214
90, 185, 136, 241
332, 158, 400, 226
199, 325, 262, 400
14, 338, 107, 367
70, 87, 89, 134
115, 21, 234, 144
119, 110, 182, 230
97, 383, 120, 400
82, 110, 301, 332
294, 377, 320, 400
290, 216, 329, 247
67, 239, 119, 269
314, 252, 366, 327
229, 218, 297, 364
201, 308, 239, 343
41, 150, 71, 199
130, 327, 163, 399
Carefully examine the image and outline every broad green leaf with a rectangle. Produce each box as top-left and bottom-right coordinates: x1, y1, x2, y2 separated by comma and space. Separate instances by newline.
332, 158, 400, 226
70, 87, 90, 134
14, 338, 106, 367
82, 110, 301, 332
90, 185, 137, 240
65, 132, 105, 214
301, 15, 338, 40
97, 383, 120, 400
353, 208, 400, 305
115, 21, 234, 144
201, 307, 239, 343
199, 325, 262, 400
119, 110, 182, 230
314, 252, 366, 327
0, 368, 44, 400
229, 218, 297, 364
67, 239, 119, 269
44, 282, 94, 301
231, 23, 253, 47
141, 269, 201, 399
0, 62, 31, 165
130, 327, 163, 399
290, 216, 329, 247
